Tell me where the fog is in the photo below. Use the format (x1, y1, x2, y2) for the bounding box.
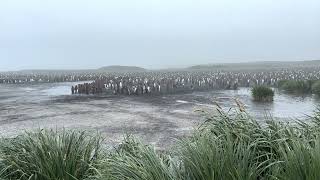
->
(0, 0, 319, 71)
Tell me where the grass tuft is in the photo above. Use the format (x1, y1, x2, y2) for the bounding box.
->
(0, 129, 102, 180)
(251, 86, 274, 102)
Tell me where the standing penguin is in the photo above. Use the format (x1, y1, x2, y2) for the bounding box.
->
(71, 86, 75, 94)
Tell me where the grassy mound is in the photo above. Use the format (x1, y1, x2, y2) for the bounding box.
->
(251, 86, 274, 101)
(312, 81, 320, 95)
(94, 107, 320, 180)
(278, 80, 312, 93)
(278, 80, 320, 95)
(2, 107, 320, 179)
(0, 129, 102, 180)
(98, 135, 176, 180)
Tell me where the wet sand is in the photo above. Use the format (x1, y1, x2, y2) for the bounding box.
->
(0, 82, 319, 149)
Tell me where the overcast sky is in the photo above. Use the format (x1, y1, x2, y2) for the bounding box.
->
(0, 0, 319, 71)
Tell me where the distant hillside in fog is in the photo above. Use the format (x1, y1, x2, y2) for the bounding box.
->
(2, 60, 320, 74)
(17, 69, 95, 74)
(5, 66, 146, 74)
(187, 60, 320, 71)
(97, 66, 147, 72)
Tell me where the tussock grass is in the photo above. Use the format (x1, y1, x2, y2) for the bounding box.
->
(311, 81, 320, 95)
(98, 135, 177, 180)
(277, 80, 320, 94)
(2, 105, 320, 179)
(251, 86, 274, 101)
(93, 105, 320, 180)
(0, 129, 102, 180)
(278, 79, 320, 96)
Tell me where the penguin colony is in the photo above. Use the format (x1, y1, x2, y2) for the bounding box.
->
(2, 68, 319, 96)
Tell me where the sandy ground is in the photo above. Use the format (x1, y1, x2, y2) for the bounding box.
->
(0, 82, 318, 149)
(0, 93, 204, 149)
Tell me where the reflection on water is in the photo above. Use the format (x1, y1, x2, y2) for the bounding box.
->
(42, 86, 73, 96)
(21, 87, 36, 92)
(0, 81, 92, 103)
(176, 88, 319, 119)
(207, 88, 318, 118)
(0, 82, 319, 119)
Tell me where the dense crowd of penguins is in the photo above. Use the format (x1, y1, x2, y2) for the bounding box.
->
(0, 73, 96, 84)
(2, 68, 320, 96)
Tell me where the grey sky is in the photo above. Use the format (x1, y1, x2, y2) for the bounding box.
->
(0, 0, 319, 71)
